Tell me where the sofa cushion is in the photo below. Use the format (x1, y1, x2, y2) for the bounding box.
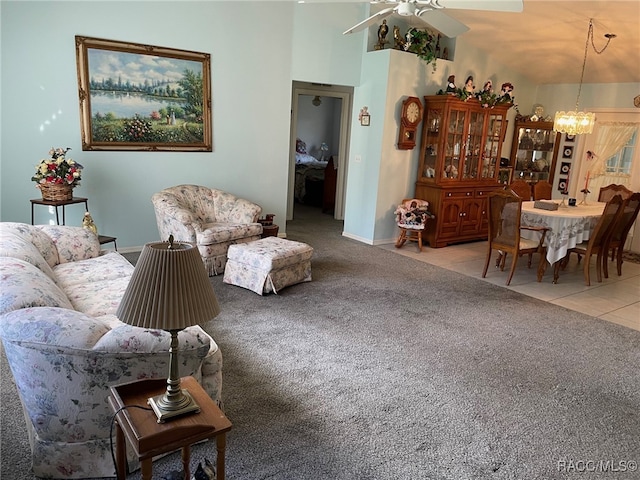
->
(53, 252, 134, 291)
(0, 257, 73, 315)
(64, 276, 131, 318)
(197, 222, 263, 245)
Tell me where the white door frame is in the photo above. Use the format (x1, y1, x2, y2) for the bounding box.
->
(288, 81, 353, 221)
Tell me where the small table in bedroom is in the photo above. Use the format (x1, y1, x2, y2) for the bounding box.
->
(519, 201, 605, 281)
(108, 376, 232, 480)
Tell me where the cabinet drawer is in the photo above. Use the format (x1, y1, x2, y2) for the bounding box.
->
(475, 189, 494, 198)
(443, 190, 474, 199)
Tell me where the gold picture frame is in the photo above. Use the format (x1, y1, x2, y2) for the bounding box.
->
(75, 36, 212, 151)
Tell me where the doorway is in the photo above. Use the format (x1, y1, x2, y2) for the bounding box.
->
(288, 81, 353, 221)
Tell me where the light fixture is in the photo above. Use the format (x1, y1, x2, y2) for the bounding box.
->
(116, 236, 220, 422)
(553, 19, 615, 135)
(312, 95, 322, 106)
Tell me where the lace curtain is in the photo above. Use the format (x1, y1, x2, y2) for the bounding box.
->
(586, 122, 637, 201)
(589, 122, 637, 177)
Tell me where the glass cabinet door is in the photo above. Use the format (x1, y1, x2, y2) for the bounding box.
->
(420, 107, 442, 180)
(482, 114, 503, 180)
(463, 110, 485, 180)
(512, 122, 559, 185)
(443, 108, 466, 179)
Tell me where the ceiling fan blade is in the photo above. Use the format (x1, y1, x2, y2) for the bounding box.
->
(420, 0, 523, 13)
(416, 9, 469, 37)
(343, 6, 396, 34)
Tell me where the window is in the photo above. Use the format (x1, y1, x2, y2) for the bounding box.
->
(606, 130, 636, 175)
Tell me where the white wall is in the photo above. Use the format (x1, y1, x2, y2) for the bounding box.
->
(0, 1, 365, 249)
(1, 1, 636, 250)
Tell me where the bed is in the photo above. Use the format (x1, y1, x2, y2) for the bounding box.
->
(295, 152, 329, 204)
(294, 138, 336, 207)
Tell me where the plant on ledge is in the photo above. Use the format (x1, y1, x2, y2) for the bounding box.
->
(405, 28, 438, 71)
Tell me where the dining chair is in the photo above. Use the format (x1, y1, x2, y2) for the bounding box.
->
(482, 189, 548, 285)
(554, 194, 624, 285)
(598, 183, 633, 202)
(603, 192, 640, 278)
(508, 180, 532, 200)
(533, 180, 552, 200)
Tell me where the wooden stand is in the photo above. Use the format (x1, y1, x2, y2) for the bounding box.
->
(31, 196, 117, 250)
(108, 376, 232, 480)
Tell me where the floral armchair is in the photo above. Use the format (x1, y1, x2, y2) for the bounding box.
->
(151, 184, 263, 275)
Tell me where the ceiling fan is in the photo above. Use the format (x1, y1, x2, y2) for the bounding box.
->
(343, 0, 523, 38)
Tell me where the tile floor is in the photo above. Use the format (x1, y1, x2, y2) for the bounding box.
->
(379, 239, 640, 332)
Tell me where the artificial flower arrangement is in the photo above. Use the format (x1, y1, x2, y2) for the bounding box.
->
(31, 147, 83, 187)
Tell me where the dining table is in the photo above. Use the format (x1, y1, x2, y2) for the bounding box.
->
(519, 200, 606, 281)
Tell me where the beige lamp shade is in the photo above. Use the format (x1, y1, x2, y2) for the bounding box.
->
(117, 241, 220, 330)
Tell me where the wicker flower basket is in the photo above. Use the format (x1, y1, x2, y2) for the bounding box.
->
(40, 183, 74, 201)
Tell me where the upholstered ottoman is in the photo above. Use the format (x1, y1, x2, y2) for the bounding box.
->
(223, 237, 313, 294)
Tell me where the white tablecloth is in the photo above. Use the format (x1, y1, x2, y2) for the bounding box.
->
(520, 201, 605, 265)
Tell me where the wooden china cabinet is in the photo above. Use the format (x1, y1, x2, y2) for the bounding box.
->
(509, 119, 561, 197)
(415, 95, 511, 248)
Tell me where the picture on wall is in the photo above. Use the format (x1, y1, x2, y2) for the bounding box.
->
(75, 36, 212, 151)
(558, 177, 568, 193)
(562, 146, 574, 158)
(560, 162, 571, 174)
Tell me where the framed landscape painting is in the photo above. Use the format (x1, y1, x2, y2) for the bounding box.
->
(75, 36, 212, 151)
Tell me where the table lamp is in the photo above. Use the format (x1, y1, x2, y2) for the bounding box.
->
(116, 236, 220, 422)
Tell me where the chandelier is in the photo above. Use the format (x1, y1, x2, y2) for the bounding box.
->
(553, 19, 615, 136)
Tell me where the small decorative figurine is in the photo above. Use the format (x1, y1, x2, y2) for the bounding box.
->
(481, 80, 493, 95)
(82, 212, 98, 235)
(464, 76, 475, 94)
(446, 75, 456, 94)
(500, 82, 514, 101)
(376, 19, 389, 50)
(393, 25, 406, 50)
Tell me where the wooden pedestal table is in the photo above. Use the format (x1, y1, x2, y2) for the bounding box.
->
(108, 376, 232, 480)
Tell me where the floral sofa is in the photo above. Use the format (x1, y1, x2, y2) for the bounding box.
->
(0, 222, 222, 479)
(152, 184, 263, 276)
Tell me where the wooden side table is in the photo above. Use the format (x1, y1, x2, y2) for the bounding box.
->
(108, 376, 232, 480)
(98, 235, 118, 250)
(31, 197, 88, 225)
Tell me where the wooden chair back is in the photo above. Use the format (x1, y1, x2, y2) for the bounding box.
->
(487, 189, 522, 249)
(598, 183, 633, 202)
(533, 181, 552, 200)
(603, 192, 640, 277)
(588, 194, 625, 250)
(509, 180, 532, 200)
(483, 189, 547, 285)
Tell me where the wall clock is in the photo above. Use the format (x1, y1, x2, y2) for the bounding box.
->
(634, 95, 640, 108)
(397, 96, 423, 150)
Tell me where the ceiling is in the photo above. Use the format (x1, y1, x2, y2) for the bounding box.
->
(431, 0, 640, 85)
(357, 1, 640, 85)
